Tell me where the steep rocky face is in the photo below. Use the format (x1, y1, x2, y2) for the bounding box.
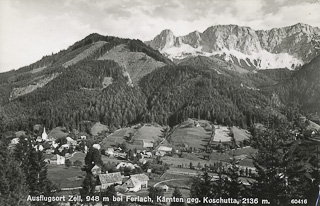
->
(146, 29, 178, 50)
(146, 23, 320, 70)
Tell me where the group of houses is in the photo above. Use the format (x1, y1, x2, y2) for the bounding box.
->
(95, 172, 150, 192)
(11, 126, 83, 165)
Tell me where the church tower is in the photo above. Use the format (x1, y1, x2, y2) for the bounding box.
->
(42, 127, 48, 141)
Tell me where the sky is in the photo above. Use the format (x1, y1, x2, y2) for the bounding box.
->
(1, 0, 320, 73)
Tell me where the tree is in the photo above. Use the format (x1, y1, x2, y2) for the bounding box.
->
(13, 136, 57, 202)
(80, 174, 96, 203)
(0, 138, 29, 206)
(160, 127, 170, 139)
(65, 159, 72, 168)
(73, 160, 83, 167)
(101, 185, 116, 206)
(125, 132, 134, 142)
(170, 187, 184, 206)
(251, 123, 319, 205)
(84, 147, 103, 173)
(224, 154, 242, 198)
(148, 187, 164, 205)
(190, 171, 215, 205)
(211, 165, 227, 198)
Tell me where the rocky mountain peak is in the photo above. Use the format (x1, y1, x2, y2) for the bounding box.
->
(145, 23, 320, 70)
(146, 29, 177, 50)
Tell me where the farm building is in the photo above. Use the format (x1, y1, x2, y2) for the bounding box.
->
(98, 172, 122, 189)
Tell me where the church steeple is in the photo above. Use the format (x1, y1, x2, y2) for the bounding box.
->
(42, 127, 48, 141)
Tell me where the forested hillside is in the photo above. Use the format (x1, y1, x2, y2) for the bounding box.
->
(0, 33, 319, 133)
(274, 55, 320, 115)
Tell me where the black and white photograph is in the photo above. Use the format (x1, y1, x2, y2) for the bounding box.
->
(0, 0, 320, 205)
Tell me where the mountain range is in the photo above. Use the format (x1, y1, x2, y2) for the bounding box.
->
(0, 23, 319, 133)
(146, 23, 320, 70)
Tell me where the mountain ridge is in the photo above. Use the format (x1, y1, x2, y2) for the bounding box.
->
(145, 23, 320, 70)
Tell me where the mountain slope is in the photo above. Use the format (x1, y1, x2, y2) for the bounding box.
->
(275, 55, 320, 114)
(0, 30, 318, 133)
(146, 23, 320, 70)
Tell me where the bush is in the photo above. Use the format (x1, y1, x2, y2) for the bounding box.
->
(74, 160, 83, 167)
(65, 159, 72, 168)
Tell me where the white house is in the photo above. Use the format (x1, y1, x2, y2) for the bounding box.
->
(56, 154, 65, 165)
(11, 137, 19, 145)
(91, 165, 102, 177)
(116, 162, 137, 170)
(123, 174, 149, 192)
(105, 148, 115, 156)
(143, 140, 154, 148)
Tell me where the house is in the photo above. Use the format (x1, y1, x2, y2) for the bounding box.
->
(91, 165, 102, 177)
(143, 151, 152, 158)
(36, 136, 43, 142)
(46, 149, 55, 154)
(123, 174, 149, 192)
(139, 158, 147, 165)
(157, 146, 172, 152)
(116, 162, 137, 170)
(105, 148, 115, 156)
(156, 146, 173, 156)
(34, 144, 44, 151)
(158, 185, 169, 192)
(98, 172, 123, 189)
(56, 154, 65, 165)
(11, 137, 20, 145)
(155, 151, 166, 157)
(130, 174, 149, 188)
(66, 137, 77, 146)
(143, 140, 154, 148)
(114, 152, 126, 159)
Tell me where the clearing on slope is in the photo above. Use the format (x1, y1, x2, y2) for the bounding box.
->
(100, 124, 163, 150)
(98, 44, 166, 84)
(63, 41, 108, 68)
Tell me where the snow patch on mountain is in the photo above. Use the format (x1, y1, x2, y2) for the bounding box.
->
(162, 45, 303, 69)
(212, 49, 303, 69)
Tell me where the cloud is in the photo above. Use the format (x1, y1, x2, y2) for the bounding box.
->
(1, 0, 320, 73)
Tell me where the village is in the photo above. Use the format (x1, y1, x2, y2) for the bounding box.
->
(8, 117, 320, 205)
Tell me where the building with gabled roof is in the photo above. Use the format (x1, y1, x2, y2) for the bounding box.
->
(91, 165, 101, 177)
(142, 140, 154, 148)
(122, 173, 149, 192)
(157, 146, 172, 152)
(98, 172, 122, 189)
